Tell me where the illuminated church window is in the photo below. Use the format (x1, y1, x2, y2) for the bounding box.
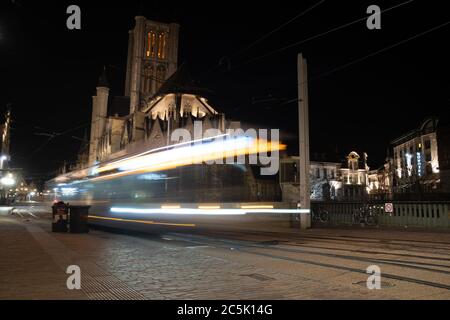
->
(157, 33, 167, 59)
(146, 31, 157, 57)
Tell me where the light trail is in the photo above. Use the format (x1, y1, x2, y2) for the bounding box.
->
(90, 136, 285, 182)
(110, 207, 310, 215)
(88, 215, 196, 227)
(96, 133, 231, 173)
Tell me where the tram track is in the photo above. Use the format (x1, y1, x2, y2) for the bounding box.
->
(196, 229, 450, 263)
(167, 231, 450, 291)
(176, 232, 450, 274)
(282, 242, 450, 262)
(195, 228, 450, 254)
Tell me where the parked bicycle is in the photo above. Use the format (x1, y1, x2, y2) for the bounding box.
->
(312, 205, 329, 223)
(352, 203, 379, 226)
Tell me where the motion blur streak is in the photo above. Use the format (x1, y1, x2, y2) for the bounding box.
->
(110, 207, 310, 215)
(99, 133, 230, 170)
(91, 136, 285, 182)
(88, 215, 196, 227)
(241, 205, 274, 209)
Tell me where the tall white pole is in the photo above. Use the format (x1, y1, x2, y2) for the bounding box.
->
(298, 53, 311, 229)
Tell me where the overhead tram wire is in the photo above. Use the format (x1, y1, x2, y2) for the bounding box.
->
(198, 0, 326, 79)
(227, 0, 415, 72)
(232, 0, 326, 58)
(25, 64, 166, 159)
(276, 19, 450, 108)
(308, 20, 450, 83)
(199, 0, 416, 112)
(203, 0, 416, 110)
(27, 120, 96, 158)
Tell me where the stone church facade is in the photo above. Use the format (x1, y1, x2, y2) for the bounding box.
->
(81, 16, 282, 203)
(87, 17, 227, 166)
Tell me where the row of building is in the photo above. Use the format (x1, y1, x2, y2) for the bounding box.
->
(280, 117, 450, 202)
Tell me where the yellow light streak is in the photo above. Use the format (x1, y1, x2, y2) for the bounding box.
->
(161, 205, 181, 209)
(198, 205, 221, 209)
(88, 215, 195, 227)
(90, 138, 286, 182)
(240, 205, 274, 209)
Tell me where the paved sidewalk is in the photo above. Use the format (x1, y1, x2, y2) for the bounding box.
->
(0, 210, 146, 300)
(0, 216, 85, 299)
(2, 206, 450, 300)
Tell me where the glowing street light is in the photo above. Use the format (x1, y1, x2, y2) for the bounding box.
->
(0, 174, 16, 186)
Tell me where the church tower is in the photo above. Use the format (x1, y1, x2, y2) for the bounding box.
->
(125, 16, 179, 114)
(88, 68, 109, 165)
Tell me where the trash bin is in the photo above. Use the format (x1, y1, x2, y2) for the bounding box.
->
(52, 201, 68, 232)
(69, 205, 90, 233)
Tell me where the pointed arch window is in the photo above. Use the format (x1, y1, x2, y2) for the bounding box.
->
(141, 65, 153, 94)
(156, 65, 166, 90)
(157, 33, 167, 59)
(146, 31, 157, 57)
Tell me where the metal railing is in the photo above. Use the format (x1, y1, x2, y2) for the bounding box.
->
(311, 201, 450, 228)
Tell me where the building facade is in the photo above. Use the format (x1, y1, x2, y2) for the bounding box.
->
(437, 123, 450, 193)
(280, 151, 375, 202)
(391, 117, 441, 193)
(280, 156, 341, 202)
(124, 17, 179, 113)
(89, 17, 179, 165)
(367, 159, 394, 199)
(338, 151, 370, 200)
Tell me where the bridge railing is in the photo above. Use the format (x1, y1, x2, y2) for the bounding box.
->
(311, 201, 450, 228)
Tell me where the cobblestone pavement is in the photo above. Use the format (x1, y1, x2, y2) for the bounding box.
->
(1, 205, 450, 300)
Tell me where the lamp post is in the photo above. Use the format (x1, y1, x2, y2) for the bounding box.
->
(297, 53, 311, 229)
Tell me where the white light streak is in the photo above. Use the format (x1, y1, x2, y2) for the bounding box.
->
(111, 207, 310, 215)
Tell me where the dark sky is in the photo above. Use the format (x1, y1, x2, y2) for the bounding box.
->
(0, 0, 449, 181)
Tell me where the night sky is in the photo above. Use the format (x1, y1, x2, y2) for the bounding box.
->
(0, 0, 449, 182)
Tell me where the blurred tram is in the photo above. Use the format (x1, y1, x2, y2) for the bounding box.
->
(46, 134, 306, 232)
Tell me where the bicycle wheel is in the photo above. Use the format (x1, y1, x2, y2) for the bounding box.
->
(320, 210, 329, 223)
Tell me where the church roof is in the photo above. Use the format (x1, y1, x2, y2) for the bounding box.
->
(154, 64, 211, 97)
(141, 64, 220, 119)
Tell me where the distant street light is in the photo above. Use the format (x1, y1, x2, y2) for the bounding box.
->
(1, 174, 16, 186)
